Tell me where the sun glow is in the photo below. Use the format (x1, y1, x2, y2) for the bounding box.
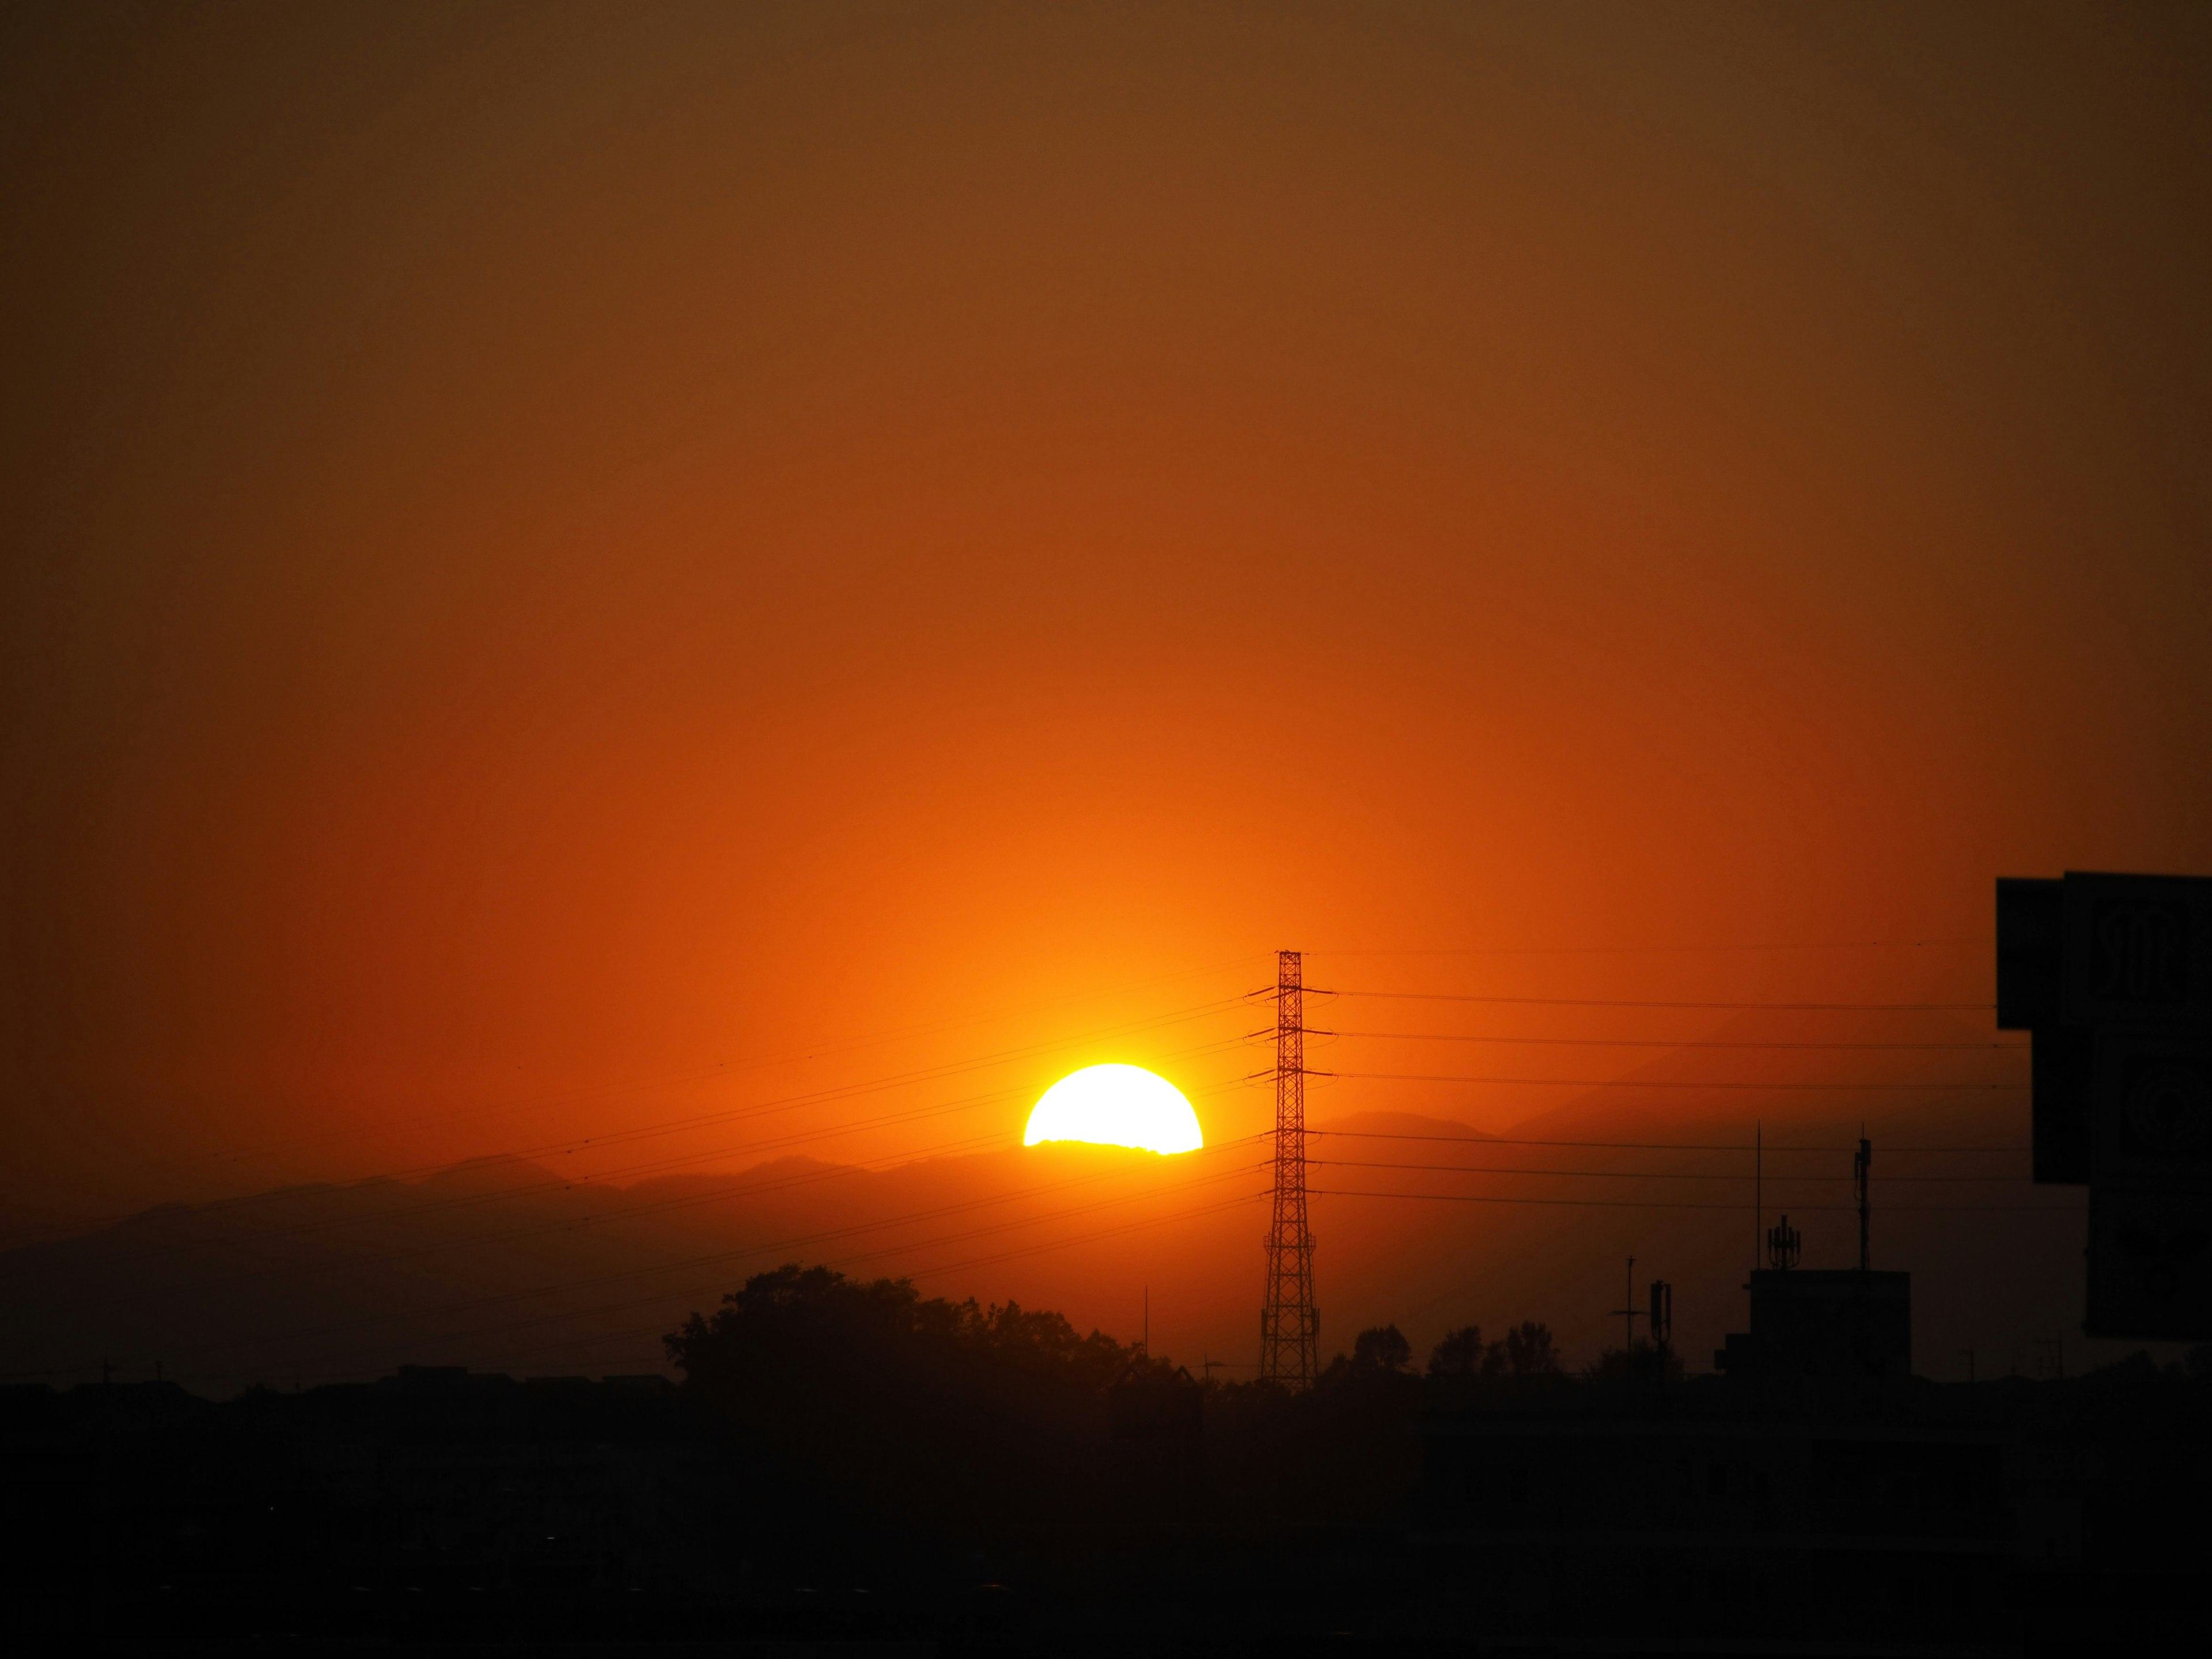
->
(1023, 1064, 1203, 1154)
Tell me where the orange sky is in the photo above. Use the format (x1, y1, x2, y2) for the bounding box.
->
(5, 2, 2211, 1228)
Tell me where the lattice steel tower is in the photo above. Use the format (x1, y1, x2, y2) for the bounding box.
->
(1258, 948, 1320, 1389)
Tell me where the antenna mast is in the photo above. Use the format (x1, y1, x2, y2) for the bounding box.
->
(1258, 949, 1320, 1390)
(1753, 1120, 1762, 1274)
(1855, 1135, 1872, 1271)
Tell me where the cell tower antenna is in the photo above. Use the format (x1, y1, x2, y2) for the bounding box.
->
(1257, 949, 1320, 1390)
(1767, 1213, 1801, 1271)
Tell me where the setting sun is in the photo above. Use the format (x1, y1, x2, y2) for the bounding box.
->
(1022, 1064, 1203, 1154)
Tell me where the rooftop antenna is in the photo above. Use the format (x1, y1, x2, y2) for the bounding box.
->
(1767, 1213, 1801, 1271)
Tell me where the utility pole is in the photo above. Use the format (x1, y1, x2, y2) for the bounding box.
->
(1608, 1256, 1643, 1352)
(1258, 949, 1320, 1390)
(1855, 1135, 1872, 1271)
(1753, 1121, 1762, 1275)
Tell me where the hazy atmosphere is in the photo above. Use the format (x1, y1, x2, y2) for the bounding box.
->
(8, 6, 2211, 1649)
(5, 2, 2212, 1612)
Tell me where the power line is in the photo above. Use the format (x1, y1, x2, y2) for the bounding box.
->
(122, 1145, 1277, 1377)
(263, 1086, 1267, 1297)
(255, 1157, 1276, 1384)
(1309, 1130, 2028, 1153)
(85, 1009, 1259, 1266)
(1333, 1070, 2026, 1091)
(425, 997, 1251, 1169)
(1310, 1188, 2080, 1214)
(388, 1188, 1279, 1382)
(904, 1189, 1270, 1282)
(1313, 939, 1980, 956)
(1312, 1159, 2032, 1183)
(89, 1048, 1264, 1287)
(78, 1086, 1028, 1274)
(87, 1097, 2025, 1294)
(175, 991, 1254, 1200)
(1335, 991, 1993, 1011)
(195, 956, 1274, 1171)
(1328, 1031, 2025, 1051)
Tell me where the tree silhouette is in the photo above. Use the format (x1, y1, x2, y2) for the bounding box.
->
(1585, 1339, 1683, 1388)
(1504, 1320, 1560, 1377)
(665, 1263, 1143, 1542)
(1427, 1324, 1486, 1378)
(1352, 1324, 1412, 1373)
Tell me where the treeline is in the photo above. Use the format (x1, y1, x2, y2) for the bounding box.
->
(662, 1263, 1641, 1548)
(668, 1263, 1589, 1407)
(1317, 1315, 1569, 1384)
(666, 1264, 1169, 1540)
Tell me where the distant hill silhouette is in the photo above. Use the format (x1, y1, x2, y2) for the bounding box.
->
(0, 1058, 2130, 1393)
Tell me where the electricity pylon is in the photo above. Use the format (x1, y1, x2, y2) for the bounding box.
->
(1258, 948, 1320, 1389)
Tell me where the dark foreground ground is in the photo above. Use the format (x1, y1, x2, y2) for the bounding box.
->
(3, 1274, 2206, 1654)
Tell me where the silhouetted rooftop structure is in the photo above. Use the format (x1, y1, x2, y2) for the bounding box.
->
(1715, 1268, 1911, 1382)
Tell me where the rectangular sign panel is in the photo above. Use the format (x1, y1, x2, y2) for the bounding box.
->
(2084, 1028, 2212, 1337)
(2061, 872, 2212, 1029)
(2000, 869, 2212, 1336)
(2090, 1028, 2212, 1182)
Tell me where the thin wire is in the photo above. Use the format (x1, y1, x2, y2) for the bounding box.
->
(1309, 1130, 2028, 1153)
(130, 1146, 1277, 1373)
(74, 1085, 1031, 1274)
(320, 1094, 1265, 1293)
(174, 991, 1253, 1204)
(197, 955, 1272, 1170)
(1331, 1031, 2024, 1052)
(99, 1044, 1263, 1286)
(1313, 1158, 2031, 1183)
(1336, 991, 1993, 1011)
(259, 1158, 1275, 1382)
(893, 1190, 1270, 1283)
(89, 1012, 1257, 1266)
(1311, 1188, 2077, 1214)
(1334, 1070, 2025, 1091)
(1314, 938, 1980, 956)
(398, 1188, 1279, 1380)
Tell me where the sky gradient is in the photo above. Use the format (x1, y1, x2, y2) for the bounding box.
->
(6, 2, 2211, 1230)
